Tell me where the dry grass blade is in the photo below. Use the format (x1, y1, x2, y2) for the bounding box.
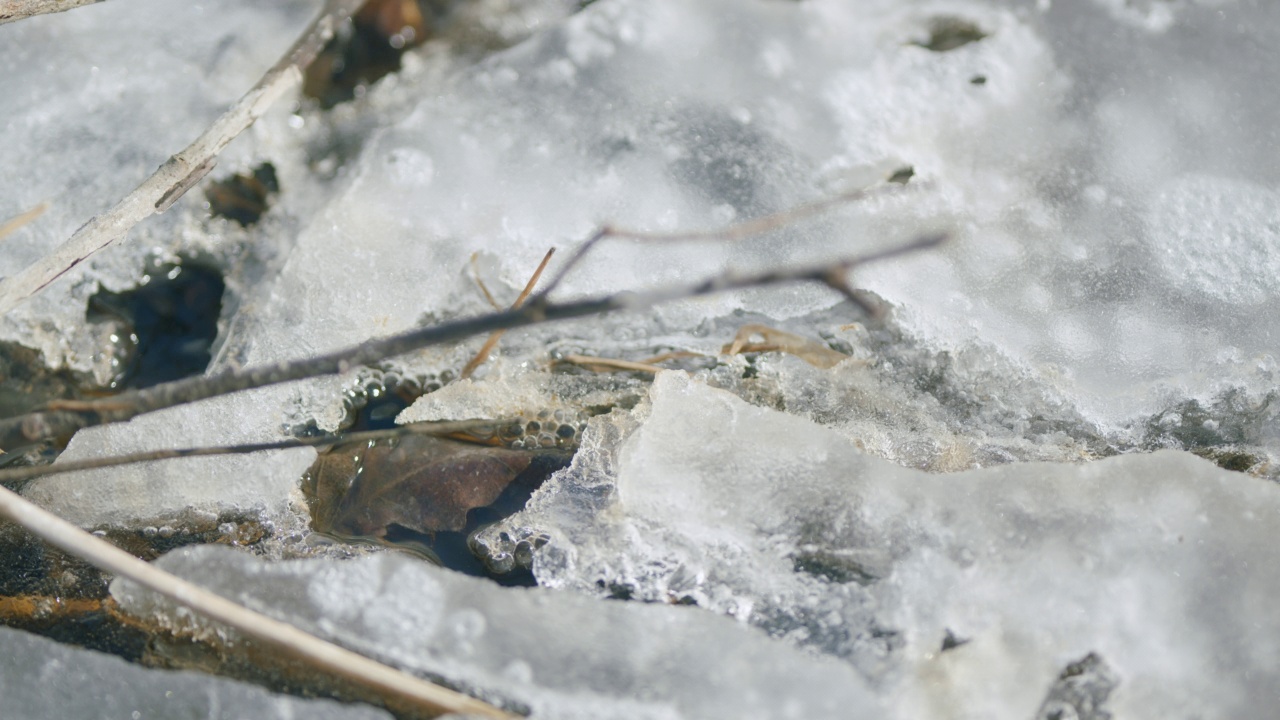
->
(0, 201, 49, 240)
(0, 0, 102, 24)
(557, 351, 706, 374)
(559, 354, 668, 374)
(0, 483, 516, 718)
(470, 252, 503, 311)
(0, 0, 365, 315)
(459, 248, 555, 379)
(722, 324, 852, 369)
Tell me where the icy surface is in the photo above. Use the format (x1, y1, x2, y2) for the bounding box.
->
(6, 1, 1280, 716)
(0, 625, 392, 720)
(0, 0, 321, 374)
(112, 544, 881, 720)
(482, 372, 1280, 718)
(11, 0, 1280, 532)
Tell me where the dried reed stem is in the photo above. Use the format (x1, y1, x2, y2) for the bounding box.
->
(0, 483, 515, 718)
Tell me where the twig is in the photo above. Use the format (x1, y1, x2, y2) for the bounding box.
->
(0, 0, 101, 24)
(459, 248, 555, 380)
(558, 354, 667, 374)
(0, 233, 945, 448)
(0, 419, 503, 486)
(536, 182, 907, 307)
(557, 351, 704, 374)
(0, 483, 515, 718)
(0, 202, 49, 241)
(0, 0, 365, 315)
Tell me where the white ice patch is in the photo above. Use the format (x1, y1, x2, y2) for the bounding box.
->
(488, 372, 1280, 717)
(113, 544, 883, 720)
(1148, 174, 1280, 306)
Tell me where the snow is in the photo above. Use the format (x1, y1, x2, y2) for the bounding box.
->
(112, 543, 883, 720)
(115, 375, 1280, 718)
(4, 0, 1280, 717)
(479, 372, 1280, 718)
(0, 625, 393, 720)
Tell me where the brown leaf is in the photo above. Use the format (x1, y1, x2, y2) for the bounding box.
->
(321, 435, 534, 536)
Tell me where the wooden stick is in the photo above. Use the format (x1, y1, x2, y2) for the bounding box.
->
(0, 483, 515, 718)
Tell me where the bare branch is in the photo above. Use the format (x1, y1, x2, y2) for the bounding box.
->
(0, 483, 515, 718)
(537, 182, 907, 299)
(0, 0, 365, 315)
(0, 233, 945, 448)
(0, 419, 503, 486)
(0, 0, 102, 24)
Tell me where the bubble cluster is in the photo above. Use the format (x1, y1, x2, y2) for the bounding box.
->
(458, 408, 589, 451)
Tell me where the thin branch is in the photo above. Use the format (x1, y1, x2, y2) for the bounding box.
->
(459, 248, 555, 380)
(558, 354, 666, 374)
(0, 419, 502, 486)
(0, 233, 945, 448)
(0, 202, 49, 241)
(0, 483, 515, 718)
(0, 0, 365, 315)
(537, 183, 907, 301)
(0, 0, 102, 24)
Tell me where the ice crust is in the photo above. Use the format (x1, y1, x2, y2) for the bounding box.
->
(0, 625, 392, 720)
(482, 372, 1280, 718)
(12, 0, 1280, 532)
(6, 1, 1280, 716)
(112, 543, 882, 720)
(0, 0, 321, 374)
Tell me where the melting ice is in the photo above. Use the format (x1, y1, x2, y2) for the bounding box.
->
(2, 0, 1280, 717)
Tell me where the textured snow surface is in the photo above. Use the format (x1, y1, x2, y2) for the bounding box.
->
(11, 0, 1280, 531)
(113, 543, 882, 720)
(0, 625, 393, 720)
(0, 0, 320, 374)
(4, 0, 1280, 717)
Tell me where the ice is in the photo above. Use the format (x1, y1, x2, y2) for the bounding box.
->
(0, 625, 392, 720)
(478, 372, 1280, 717)
(0, 0, 321, 376)
(5, 1, 1280, 715)
(12, 0, 584, 533)
(11, 0, 1280, 535)
(112, 543, 882, 719)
